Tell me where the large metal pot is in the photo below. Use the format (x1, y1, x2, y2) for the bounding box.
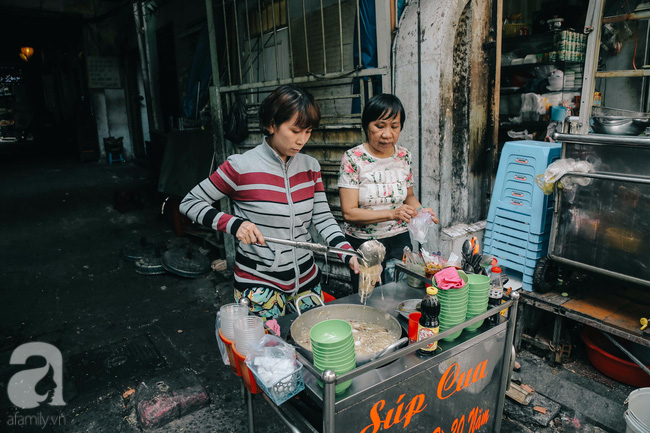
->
(289, 300, 407, 366)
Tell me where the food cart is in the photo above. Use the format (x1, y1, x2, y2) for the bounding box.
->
(243, 264, 519, 433)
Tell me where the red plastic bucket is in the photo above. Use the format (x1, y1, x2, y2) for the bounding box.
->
(581, 327, 650, 387)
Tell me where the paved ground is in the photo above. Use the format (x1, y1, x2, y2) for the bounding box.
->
(0, 147, 638, 432)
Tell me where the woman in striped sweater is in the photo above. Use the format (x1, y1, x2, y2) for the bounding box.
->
(180, 85, 359, 319)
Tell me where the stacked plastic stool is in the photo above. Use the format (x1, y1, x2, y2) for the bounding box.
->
(483, 140, 562, 291)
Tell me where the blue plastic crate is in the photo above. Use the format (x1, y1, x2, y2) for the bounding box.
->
(484, 231, 549, 249)
(488, 210, 553, 235)
(484, 243, 541, 273)
(488, 140, 561, 237)
(485, 221, 551, 243)
(485, 239, 546, 262)
(485, 238, 547, 260)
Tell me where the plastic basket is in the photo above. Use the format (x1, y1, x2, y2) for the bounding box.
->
(250, 361, 305, 406)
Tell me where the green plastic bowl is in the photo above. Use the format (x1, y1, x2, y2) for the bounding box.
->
(432, 269, 469, 290)
(310, 319, 353, 346)
(311, 337, 354, 352)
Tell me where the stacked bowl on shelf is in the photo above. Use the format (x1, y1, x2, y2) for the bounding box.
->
(309, 319, 356, 394)
(483, 141, 562, 291)
(433, 270, 469, 342)
(465, 274, 491, 331)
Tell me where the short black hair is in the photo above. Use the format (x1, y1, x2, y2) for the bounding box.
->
(361, 94, 406, 137)
(259, 84, 320, 135)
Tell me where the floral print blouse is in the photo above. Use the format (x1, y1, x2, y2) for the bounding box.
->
(338, 144, 414, 239)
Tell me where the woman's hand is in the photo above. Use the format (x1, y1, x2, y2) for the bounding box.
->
(349, 256, 360, 274)
(392, 204, 418, 223)
(420, 207, 440, 224)
(236, 221, 265, 245)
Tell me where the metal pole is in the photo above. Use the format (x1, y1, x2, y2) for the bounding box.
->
(133, 2, 158, 132)
(494, 292, 519, 433)
(302, 0, 311, 73)
(246, 388, 255, 433)
(286, 0, 295, 78)
(271, 0, 280, 81)
(233, 0, 243, 84)
(338, 0, 344, 72)
(601, 331, 650, 377)
(257, 0, 267, 82)
(244, 0, 254, 83)
(322, 370, 336, 433)
(417, 0, 422, 202)
(206, 0, 235, 266)
(222, 0, 233, 85)
(320, 0, 327, 73)
(355, 0, 365, 114)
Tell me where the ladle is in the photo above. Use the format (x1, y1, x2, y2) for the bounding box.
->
(263, 237, 385, 267)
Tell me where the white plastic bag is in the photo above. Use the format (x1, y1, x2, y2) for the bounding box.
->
(408, 210, 434, 244)
(245, 335, 297, 387)
(535, 158, 594, 198)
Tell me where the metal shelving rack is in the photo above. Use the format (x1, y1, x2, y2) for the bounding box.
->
(577, 0, 650, 133)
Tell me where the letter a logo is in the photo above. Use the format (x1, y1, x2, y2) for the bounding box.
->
(7, 342, 66, 409)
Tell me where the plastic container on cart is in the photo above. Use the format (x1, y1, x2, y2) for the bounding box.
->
(249, 361, 305, 405)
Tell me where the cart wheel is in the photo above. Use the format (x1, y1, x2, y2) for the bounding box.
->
(533, 257, 559, 293)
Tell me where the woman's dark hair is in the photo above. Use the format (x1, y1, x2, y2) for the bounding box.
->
(361, 94, 406, 136)
(259, 84, 320, 135)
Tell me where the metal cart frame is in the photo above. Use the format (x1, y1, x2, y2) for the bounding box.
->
(245, 263, 520, 433)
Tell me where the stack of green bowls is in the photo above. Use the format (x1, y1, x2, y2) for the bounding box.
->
(433, 270, 469, 342)
(309, 319, 356, 394)
(465, 274, 491, 332)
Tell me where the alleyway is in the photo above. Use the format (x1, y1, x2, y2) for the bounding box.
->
(0, 146, 636, 432)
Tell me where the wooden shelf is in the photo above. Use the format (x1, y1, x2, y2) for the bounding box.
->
(518, 285, 650, 347)
(595, 69, 650, 78)
(602, 10, 650, 24)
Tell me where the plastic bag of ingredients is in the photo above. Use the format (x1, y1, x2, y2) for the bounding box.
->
(408, 210, 434, 244)
(245, 335, 297, 387)
(535, 158, 594, 195)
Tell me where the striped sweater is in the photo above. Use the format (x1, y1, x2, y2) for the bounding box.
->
(179, 139, 354, 294)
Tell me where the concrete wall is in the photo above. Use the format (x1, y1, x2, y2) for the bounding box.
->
(394, 0, 493, 257)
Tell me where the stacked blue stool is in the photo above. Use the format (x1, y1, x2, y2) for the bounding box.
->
(483, 140, 562, 291)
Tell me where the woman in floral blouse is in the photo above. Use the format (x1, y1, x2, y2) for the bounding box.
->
(338, 94, 438, 292)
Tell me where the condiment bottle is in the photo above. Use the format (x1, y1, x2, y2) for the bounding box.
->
(488, 266, 503, 327)
(417, 286, 440, 355)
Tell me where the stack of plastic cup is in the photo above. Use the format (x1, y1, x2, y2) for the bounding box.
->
(220, 303, 249, 341)
(465, 274, 491, 332)
(233, 316, 265, 356)
(309, 319, 356, 394)
(434, 270, 469, 342)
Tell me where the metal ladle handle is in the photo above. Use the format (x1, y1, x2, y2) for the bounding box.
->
(264, 237, 361, 258)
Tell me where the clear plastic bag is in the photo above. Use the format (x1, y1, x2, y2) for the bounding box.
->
(245, 335, 297, 387)
(215, 312, 230, 366)
(535, 158, 594, 195)
(408, 210, 434, 244)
